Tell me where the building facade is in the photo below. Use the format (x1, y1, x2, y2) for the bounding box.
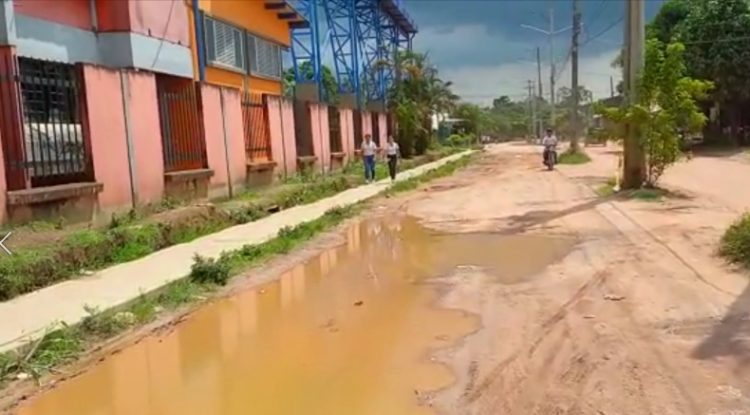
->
(188, 0, 304, 95)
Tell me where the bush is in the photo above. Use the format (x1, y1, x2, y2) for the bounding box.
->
(189, 254, 230, 286)
(447, 134, 470, 148)
(720, 213, 750, 268)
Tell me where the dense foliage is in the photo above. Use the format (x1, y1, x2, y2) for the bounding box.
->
(284, 62, 340, 104)
(596, 40, 712, 186)
(616, 0, 750, 144)
(388, 51, 458, 157)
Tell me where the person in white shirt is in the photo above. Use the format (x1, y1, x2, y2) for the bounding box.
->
(361, 134, 378, 183)
(541, 128, 558, 165)
(385, 135, 400, 181)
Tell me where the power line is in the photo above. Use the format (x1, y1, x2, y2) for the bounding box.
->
(585, 0, 609, 34)
(582, 15, 624, 48)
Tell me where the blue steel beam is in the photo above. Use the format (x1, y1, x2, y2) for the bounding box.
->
(355, 0, 383, 104)
(323, 0, 359, 97)
(380, 13, 398, 102)
(290, 0, 322, 99)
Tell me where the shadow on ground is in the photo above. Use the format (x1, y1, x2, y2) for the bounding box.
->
(693, 281, 750, 373)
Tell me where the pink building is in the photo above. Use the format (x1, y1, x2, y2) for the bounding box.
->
(0, 0, 374, 226)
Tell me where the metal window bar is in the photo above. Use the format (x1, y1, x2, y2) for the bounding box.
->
(328, 106, 342, 153)
(293, 99, 314, 157)
(156, 78, 207, 172)
(5, 57, 93, 189)
(353, 109, 363, 148)
(241, 92, 272, 161)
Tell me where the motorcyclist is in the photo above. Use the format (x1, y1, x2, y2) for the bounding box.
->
(541, 128, 558, 165)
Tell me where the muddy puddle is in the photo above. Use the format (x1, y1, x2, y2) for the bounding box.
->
(14, 216, 574, 415)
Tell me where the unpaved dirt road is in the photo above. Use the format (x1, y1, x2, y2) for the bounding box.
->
(403, 143, 750, 414)
(9, 143, 750, 415)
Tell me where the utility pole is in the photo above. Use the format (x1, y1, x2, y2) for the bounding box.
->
(623, 0, 646, 189)
(521, 9, 572, 132)
(570, 0, 581, 151)
(536, 47, 543, 138)
(610, 76, 615, 97)
(549, 7, 556, 130)
(527, 80, 536, 139)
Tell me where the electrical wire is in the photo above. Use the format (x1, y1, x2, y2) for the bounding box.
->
(585, 0, 609, 34)
(581, 15, 624, 48)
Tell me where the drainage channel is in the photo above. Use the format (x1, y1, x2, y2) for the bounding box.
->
(15, 216, 573, 415)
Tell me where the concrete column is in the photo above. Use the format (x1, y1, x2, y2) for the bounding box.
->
(82, 65, 133, 213)
(219, 87, 247, 192)
(200, 84, 231, 199)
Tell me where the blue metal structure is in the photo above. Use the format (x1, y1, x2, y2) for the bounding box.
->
(288, 0, 323, 100)
(323, 0, 359, 96)
(291, 0, 417, 107)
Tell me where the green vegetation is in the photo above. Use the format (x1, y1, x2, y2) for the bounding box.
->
(189, 255, 231, 286)
(629, 188, 667, 202)
(388, 51, 459, 158)
(0, 205, 358, 386)
(0, 149, 466, 302)
(720, 213, 750, 269)
(385, 154, 474, 196)
(557, 150, 592, 165)
(610, 0, 750, 146)
(0, 152, 475, 387)
(597, 39, 712, 187)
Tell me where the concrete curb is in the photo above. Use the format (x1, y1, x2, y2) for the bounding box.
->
(0, 150, 475, 353)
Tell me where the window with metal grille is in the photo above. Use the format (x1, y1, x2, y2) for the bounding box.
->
(247, 34, 283, 79)
(204, 16, 245, 71)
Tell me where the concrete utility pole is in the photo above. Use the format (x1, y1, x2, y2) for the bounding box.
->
(521, 9, 572, 131)
(570, 0, 581, 151)
(536, 47, 543, 138)
(610, 76, 615, 97)
(527, 80, 536, 139)
(623, 0, 646, 189)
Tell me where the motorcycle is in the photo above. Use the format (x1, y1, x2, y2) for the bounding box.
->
(543, 145, 557, 170)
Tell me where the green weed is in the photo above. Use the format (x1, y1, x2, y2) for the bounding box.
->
(629, 188, 665, 201)
(720, 213, 750, 269)
(189, 255, 231, 286)
(557, 150, 592, 165)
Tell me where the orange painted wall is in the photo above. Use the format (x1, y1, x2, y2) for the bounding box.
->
(198, 0, 290, 46)
(191, 0, 288, 94)
(14, 0, 92, 31)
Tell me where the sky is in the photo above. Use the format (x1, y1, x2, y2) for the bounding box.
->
(405, 0, 666, 105)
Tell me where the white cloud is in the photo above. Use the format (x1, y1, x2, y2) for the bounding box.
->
(442, 48, 621, 106)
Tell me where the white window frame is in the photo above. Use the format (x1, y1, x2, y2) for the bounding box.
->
(204, 16, 246, 72)
(247, 33, 284, 80)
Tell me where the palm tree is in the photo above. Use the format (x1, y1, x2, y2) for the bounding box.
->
(387, 51, 457, 155)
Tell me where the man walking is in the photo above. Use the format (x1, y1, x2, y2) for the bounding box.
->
(385, 135, 400, 181)
(361, 134, 378, 183)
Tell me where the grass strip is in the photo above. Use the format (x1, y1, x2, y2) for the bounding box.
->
(0, 151, 475, 388)
(0, 148, 467, 301)
(557, 150, 592, 165)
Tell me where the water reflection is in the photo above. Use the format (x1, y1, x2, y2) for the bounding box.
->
(16, 216, 573, 415)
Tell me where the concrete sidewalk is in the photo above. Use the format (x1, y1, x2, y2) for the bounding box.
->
(0, 151, 473, 353)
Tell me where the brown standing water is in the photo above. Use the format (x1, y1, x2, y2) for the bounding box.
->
(14, 216, 574, 415)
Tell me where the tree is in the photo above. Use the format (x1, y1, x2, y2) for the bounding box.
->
(596, 39, 713, 187)
(674, 0, 750, 142)
(453, 103, 483, 139)
(387, 51, 458, 156)
(557, 86, 592, 108)
(647, 0, 691, 43)
(284, 63, 340, 103)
